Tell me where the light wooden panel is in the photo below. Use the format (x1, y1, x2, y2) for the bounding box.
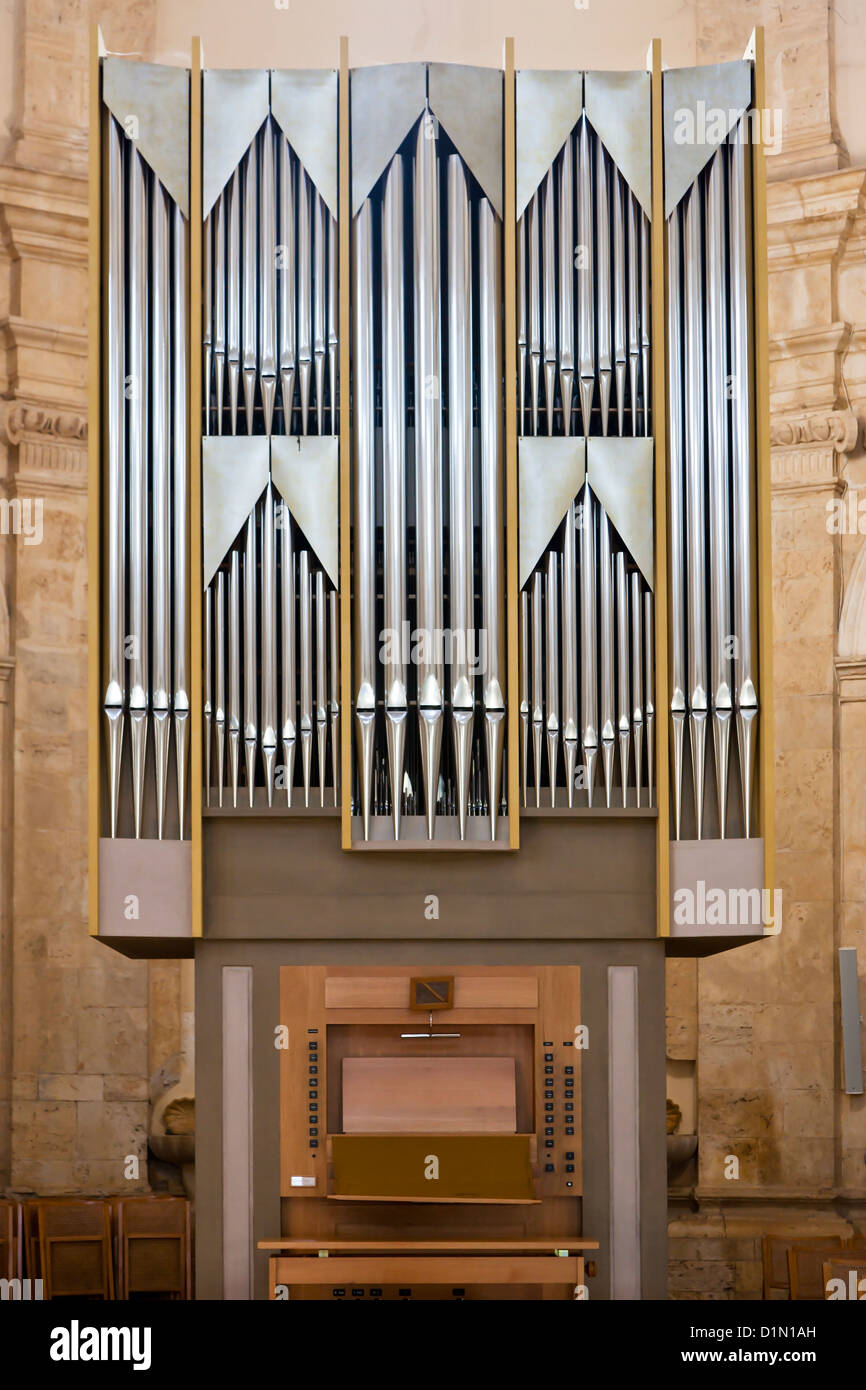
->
(535, 965, 582, 1199)
(324, 973, 538, 1011)
(342, 1057, 517, 1133)
(649, 38, 670, 937)
(504, 37, 520, 849)
(87, 25, 103, 934)
(270, 1254, 581, 1290)
(279, 965, 327, 1197)
(190, 39, 203, 935)
(749, 26, 775, 911)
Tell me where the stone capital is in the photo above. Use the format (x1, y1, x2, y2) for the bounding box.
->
(0, 399, 88, 497)
(769, 408, 860, 453)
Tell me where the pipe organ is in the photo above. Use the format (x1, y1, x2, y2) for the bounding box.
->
(89, 28, 774, 1299)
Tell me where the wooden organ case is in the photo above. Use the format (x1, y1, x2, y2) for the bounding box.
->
(262, 966, 597, 1299)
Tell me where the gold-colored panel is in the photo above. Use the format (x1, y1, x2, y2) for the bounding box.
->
(331, 1134, 535, 1201)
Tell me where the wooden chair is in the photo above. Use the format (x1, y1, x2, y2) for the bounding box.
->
(0, 1199, 22, 1280)
(823, 1256, 866, 1300)
(37, 1199, 114, 1299)
(788, 1242, 852, 1301)
(117, 1196, 191, 1299)
(762, 1234, 844, 1299)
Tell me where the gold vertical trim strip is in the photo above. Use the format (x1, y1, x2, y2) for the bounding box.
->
(750, 26, 775, 910)
(88, 25, 103, 935)
(503, 38, 520, 850)
(339, 36, 353, 850)
(650, 38, 670, 937)
(190, 39, 204, 935)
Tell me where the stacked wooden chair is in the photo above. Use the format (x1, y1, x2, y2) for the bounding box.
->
(1, 1194, 191, 1298)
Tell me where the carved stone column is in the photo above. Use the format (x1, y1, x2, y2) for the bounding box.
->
(694, 151, 864, 1194)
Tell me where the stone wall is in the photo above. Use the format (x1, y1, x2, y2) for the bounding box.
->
(0, 0, 191, 1196)
(667, 0, 866, 1300)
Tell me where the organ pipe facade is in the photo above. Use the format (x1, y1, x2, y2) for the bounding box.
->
(89, 36, 774, 936)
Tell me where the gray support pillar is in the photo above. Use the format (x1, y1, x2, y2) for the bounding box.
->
(608, 964, 641, 1299)
(222, 964, 254, 1299)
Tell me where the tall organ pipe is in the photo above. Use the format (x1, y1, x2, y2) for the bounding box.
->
(382, 155, 407, 839)
(413, 112, 445, 839)
(729, 131, 758, 836)
(596, 141, 612, 437)
(128, 149, 149, 839)
(241, 144, 257, 433)
(667, 207, 686, 839)
(278, 138, 296, 430)
(598, 508, 616, 808)
(542, 167, 556, 436)
(352, 198, 376, 838)
(576, 120, 594, 435)
(479, 199, 506, 839)
(280, 508, 296, 806)
(447, 155, 475, 839)
(261, 484, 277, 805)
(243, 510, 258, 806)
(562, 500, 579, 806)
(105, 118, 125, 838)
(226, 167, 240, 434)
(683, 183, 708, 839)
(259, 122, 277, 435)
(705, 150, 732, 837)
(172, 201, 189, 836)
(558, 137, 575, 435)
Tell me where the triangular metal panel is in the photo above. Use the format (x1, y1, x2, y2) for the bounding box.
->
(271, 436, 339, 589)
(428, 63, 503, 218)
(351, 63, 427, 215)
(663, 60, 752, 218)
(202, 68, 270, 217)
(587, 437, 654, 589)
(584, 70, 651, 218)
(270, 69, 338, 219)
(103, 58, 190, 219)
(516, 69, 583, 219)
(202, 437, 270, 587)
(518, 437, 586, 589)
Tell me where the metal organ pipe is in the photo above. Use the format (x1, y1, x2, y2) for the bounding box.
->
(381, 155, 408, 840)
(542, 166, 557, 436)
(172, 201, 189, 836)
(705, 149, 732, 837)
(683, 183, 708, 839)
(280, 508, 296, 807)
(259, 121, 277, 436)
(478, 198, 506, 840)
(576, 119, 594, 435)
(278, 136, 296, 430)
(447, 155, 475, 839)
(241, 144, 257, 433)
(558, 136, 575, 436)
(297, 168, 312, 434)
(105, 118, 125, 839)
(413, 112, 445, 840)
(128, 148, 149, 839)
(226, 166, 240, 434)
(596, 141, 612, 438)
(729, 131, 758, 836)
(352, 198, 376, 838)
(261, 484, 278, 806)
(667, 206, 686, 839)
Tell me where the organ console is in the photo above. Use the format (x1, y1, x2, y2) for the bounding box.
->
(262, 966, 596, 1299)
